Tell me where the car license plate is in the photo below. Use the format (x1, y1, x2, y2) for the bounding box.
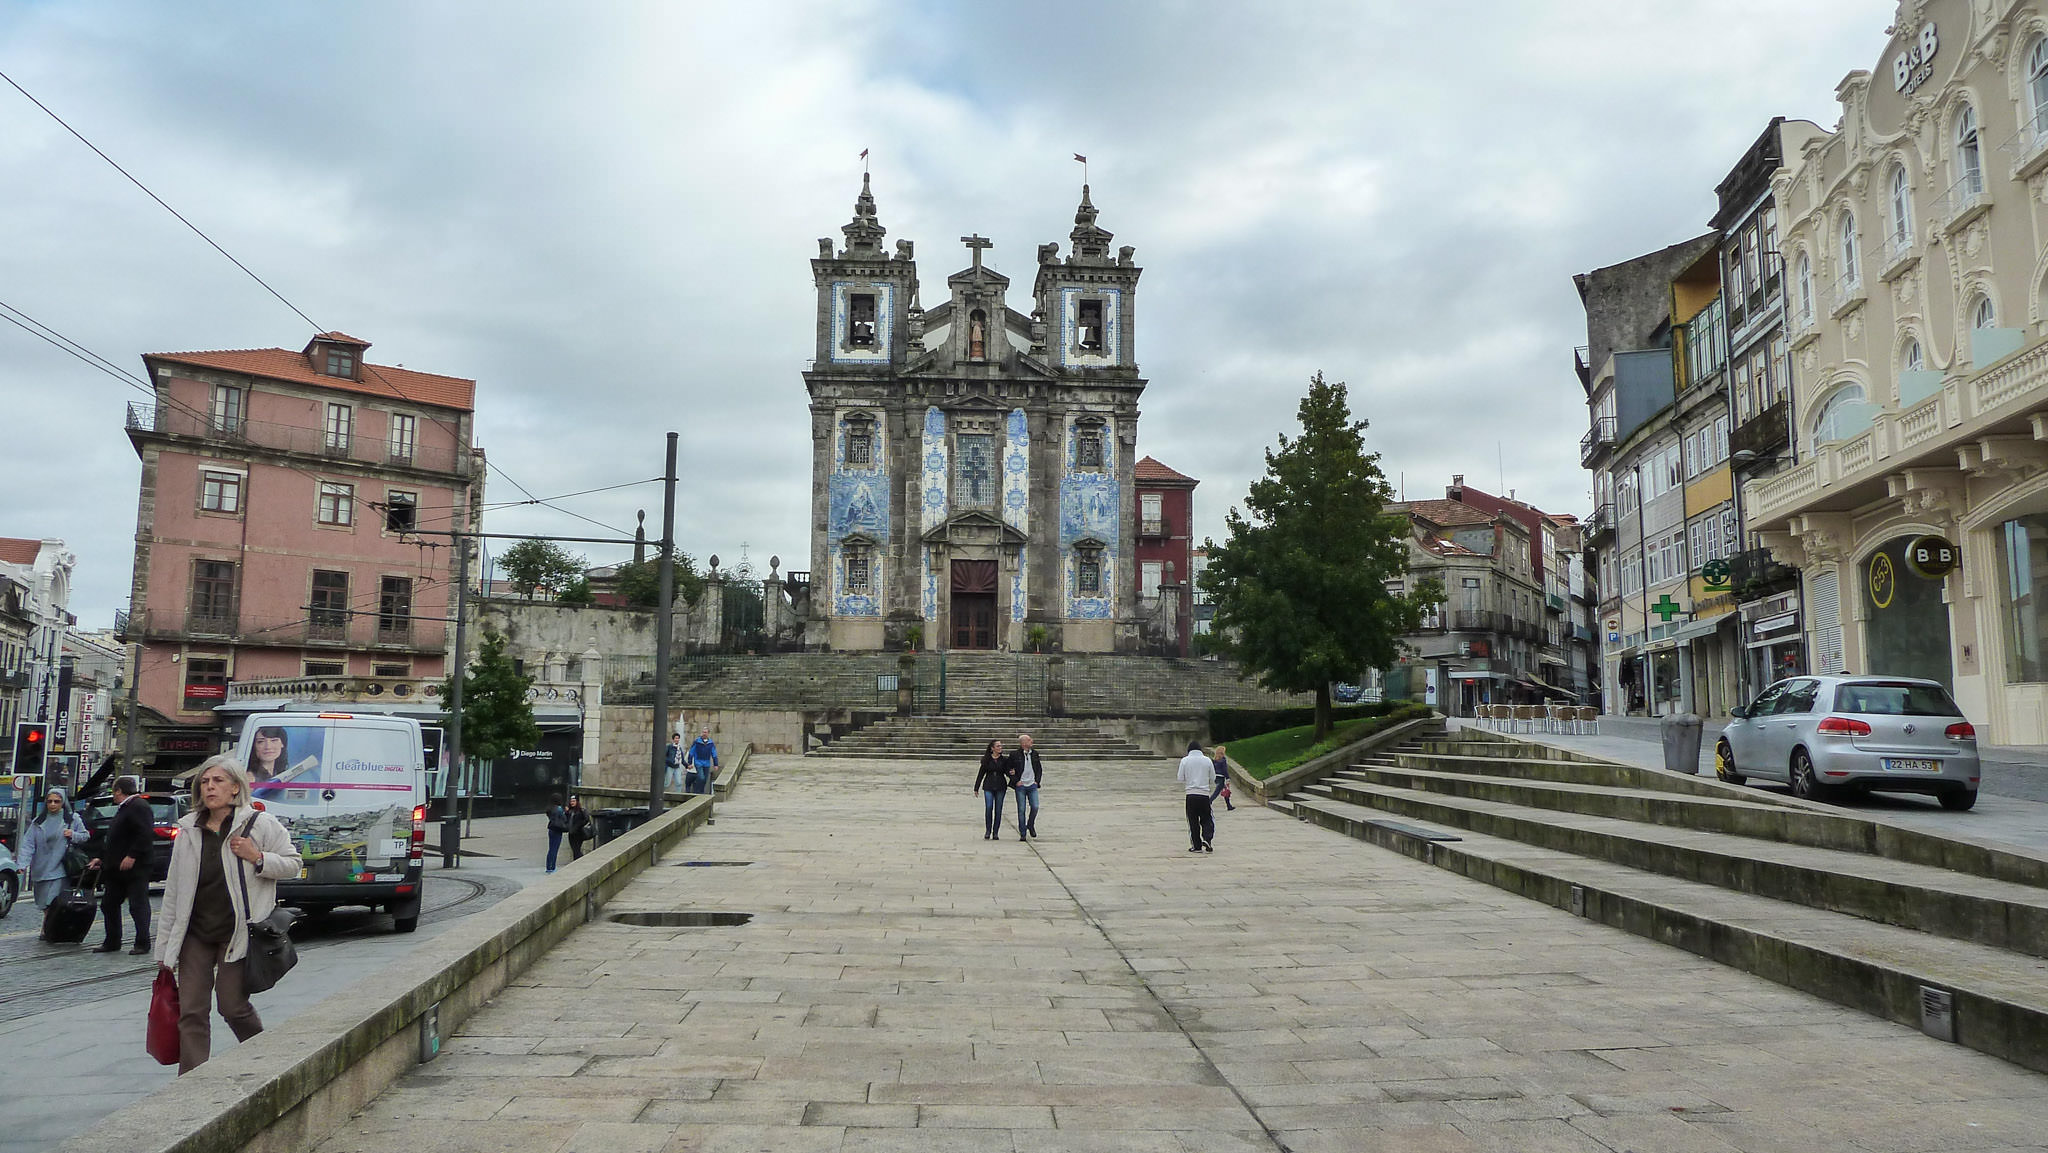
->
(1883, 758, 1938, 772)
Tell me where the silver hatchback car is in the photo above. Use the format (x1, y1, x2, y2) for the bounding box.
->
(1715, 675, 1982, 810)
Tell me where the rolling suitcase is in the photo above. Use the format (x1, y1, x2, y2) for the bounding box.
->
(41, 867, 99, 944)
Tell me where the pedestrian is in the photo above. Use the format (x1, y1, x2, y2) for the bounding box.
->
(664, 731, 685, 793)
(544, 793, 570, 873)
(1211, 745, 1235, 811)
(153, 755, 302, 1073)
(1177, 739, 1215, 853)
(1009, 733, 1045, 841)
(18, 788, 88, 910)
(87, 775, 156, 955)
(973, 739, 1008, 840)
(566, 796, 594, 860)
(686, 729, 720, 795)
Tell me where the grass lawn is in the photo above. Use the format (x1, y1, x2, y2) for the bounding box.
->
(1229, 704, 1430, 780)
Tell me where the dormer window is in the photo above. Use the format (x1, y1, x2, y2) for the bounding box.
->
(849, 293, 878, 348)
(325, 350, 355, 378)
(969, 310, 988, 362)
(1077, 298, 1105, 352)
(845, 414, 874, 467)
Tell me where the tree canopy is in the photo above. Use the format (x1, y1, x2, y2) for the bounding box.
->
(497, 539, 587, 600)
(1198, 372, 1443, 740)
(613, 551, 705, 609)
(438, 629, 540, 764)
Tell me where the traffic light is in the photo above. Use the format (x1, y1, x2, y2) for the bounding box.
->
(12, 722, 48, 777)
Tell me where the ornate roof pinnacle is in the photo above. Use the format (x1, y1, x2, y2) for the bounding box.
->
(1069, 182, 1113, 261)
(841, 172, 887, 256)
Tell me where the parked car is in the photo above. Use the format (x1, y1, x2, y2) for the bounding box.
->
(0, 843, 17, 919)
(1715, 675, 1981, 809)
(1332, 683, 1364, 704)
(77, 793, 188, 885)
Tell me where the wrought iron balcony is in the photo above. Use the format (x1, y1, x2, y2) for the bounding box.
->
(1587, 503, 1616, 540)
(1730, 398, 1790, 468)
(1730, 548, 1798, 598)
(1828, 270, 1865, 315)
(1931, 168, 1989, 232)
(1580, 417, 1617, 467)
(126, 402, 473, 476)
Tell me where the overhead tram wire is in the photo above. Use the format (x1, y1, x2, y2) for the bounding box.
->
(0, 68, 562, 511)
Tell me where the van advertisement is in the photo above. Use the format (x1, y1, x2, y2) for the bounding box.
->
(238, 719, 420, 881)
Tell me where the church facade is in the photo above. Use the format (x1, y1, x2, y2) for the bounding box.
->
(805, 176, 1146, 653)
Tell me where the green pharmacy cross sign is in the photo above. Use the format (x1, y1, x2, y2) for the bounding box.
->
(1651, 594, 1685, 622)
(1701, 559, 1732, 591)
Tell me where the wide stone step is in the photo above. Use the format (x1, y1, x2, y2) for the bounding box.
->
(1283, 791, 2048, 1075)
(1302, 775, 2048, 958)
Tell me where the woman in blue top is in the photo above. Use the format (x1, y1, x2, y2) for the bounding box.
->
(18, 788, 89, 909)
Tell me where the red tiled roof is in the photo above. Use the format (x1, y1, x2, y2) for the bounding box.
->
(0, 538, 42, 566)
(1396, 499, 1496, 529)
(1135, 456, 1198, 485)
(146, 347, 476, 412)
(311, 331, 370, 346)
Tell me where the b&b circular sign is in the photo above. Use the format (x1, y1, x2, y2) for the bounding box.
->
(1907, 535, 1959, 579)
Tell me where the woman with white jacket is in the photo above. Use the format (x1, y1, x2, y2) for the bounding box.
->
(153, 755, 302, 1073)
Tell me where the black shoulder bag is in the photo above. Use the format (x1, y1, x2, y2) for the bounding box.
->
(233, 812, 300, 994)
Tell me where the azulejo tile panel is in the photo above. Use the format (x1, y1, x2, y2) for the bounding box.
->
(1059, 286, 1121, 368)
(920, 407, 948, 533)
(1059, 415, 1120, 619)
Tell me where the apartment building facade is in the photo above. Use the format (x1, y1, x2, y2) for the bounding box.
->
(1744, 0, 2048, 741)
(122, 332, 481, 777)
(1133, 456, 1198, 656)
(1385, 496, 1558, 716)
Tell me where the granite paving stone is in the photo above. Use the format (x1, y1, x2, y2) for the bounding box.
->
(311, 754, 2048, 1153)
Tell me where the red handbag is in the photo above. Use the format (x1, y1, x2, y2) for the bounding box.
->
(147, 968, 180, 1066)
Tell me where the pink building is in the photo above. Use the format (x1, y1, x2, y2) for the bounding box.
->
(122, 332, 480, 778)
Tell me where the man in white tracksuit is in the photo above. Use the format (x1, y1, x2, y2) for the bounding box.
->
(1177, 740, 1216, 853)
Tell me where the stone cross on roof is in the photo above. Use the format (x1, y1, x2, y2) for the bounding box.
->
(960, 233, 992, 272)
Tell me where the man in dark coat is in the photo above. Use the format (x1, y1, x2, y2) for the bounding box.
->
(1007, 734, 1046, 840)
(87, 775, 154, 954)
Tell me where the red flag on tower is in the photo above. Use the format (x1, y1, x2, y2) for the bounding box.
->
(1073, 153, 1086, 163)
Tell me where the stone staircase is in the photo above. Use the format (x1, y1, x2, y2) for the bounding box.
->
(807, 713, 1153, 761)
(1269, 727, 2048, 1073)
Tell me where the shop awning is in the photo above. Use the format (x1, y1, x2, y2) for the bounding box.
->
(1670, 615, 1732, 644)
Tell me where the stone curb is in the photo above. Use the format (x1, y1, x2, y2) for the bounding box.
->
(57, 794, 716, 1153)
(1295, 800, 2048, 1076)
(1233, 713, 1443, 807)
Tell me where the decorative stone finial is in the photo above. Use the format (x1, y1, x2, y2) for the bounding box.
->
(840, 172, 887, 257)
(1069, 183, 1114, 261)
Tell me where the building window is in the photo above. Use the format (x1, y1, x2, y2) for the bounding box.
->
(848, 293, 878, 348)
(1974, 295, 1996, 330)
(325, 350, 354, 378)
(210, 384, 245, 436)
(378, 576, 413, 643)
(1888, 164, 1912, 253)
(1812, 385, 1871, 444)
(1076, 545, 1103, 595)
(1141, 560, 1164, 599)
(1840, 210, 1860, 287)
(1141, 492, 1164, 536)
(1796, 253, 1815, 325)
(1075, 423, 1105, 470)
(303, 660, 345, 677)
(389, 413, 416, 463)
(182, 657, 228, 711)
(190, 560, 237, 632)
(1998, 513, 2048, 681)
(200, 469, 243, 514)
(844, 414, 874, 467)
(384, 490, 418, 534)
(844, 542, 872, 595)
(1957, 105, 1983, 194)
(968, 309, 988, 361)
(372, 661, 410, 678)
(1902, 338, 1924, 374)
(2030, 38, 2048, 137)
(324, 403, 353, 455)
(1077, 298, 1105, 352)
(318, 481, 355, 526)
(309, 570, 349, 642)
(953, 433, 996, 509)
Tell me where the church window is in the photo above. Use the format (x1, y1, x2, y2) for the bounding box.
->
(954, 433, 996, 509)
(845, 414, 874, 467)
(1076, 423, 1105, 470)
(1077, 545, 1103, 595)
(968, 310, 988, 361)
(845, 543, 872, 595)
(1077, 298, 1105, 352)
(849, 293, 878, 348)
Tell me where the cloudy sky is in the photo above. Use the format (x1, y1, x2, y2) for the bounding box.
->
(1, 0, 1886, 626)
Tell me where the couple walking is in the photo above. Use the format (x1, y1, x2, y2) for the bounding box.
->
(1176, 742, 1234, 853)
(973, 734, 1046, 841)
(664, 729, 720, 795)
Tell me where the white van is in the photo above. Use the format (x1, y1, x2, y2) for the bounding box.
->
(233, 712, 429, 932)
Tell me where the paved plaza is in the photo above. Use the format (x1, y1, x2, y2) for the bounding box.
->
(312, 753, 2048, 1153)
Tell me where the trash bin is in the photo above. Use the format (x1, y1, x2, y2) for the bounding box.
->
(595, 806, 652, 845)
(1661, 713, 1704, 775)
(615, 805, 651, 835)
(440, 816, 462, 867)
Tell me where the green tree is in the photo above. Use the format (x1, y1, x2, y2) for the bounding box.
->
(438, 629, 541, 765)
(557, 577, 594, 606)
(1199, 372, 1443, 742)
(613, 552, 705, 608)
(497, 539, 587, 600)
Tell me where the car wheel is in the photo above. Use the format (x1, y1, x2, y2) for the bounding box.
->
(393, 914, 419, 933)
(0, 874, 16, 919)
(1790, 749, 1833, 803)
(1939, 785, 1979, 812)
(1714, 740, 1746, 785)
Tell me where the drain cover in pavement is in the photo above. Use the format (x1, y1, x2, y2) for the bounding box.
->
(608, 911, 754, 927)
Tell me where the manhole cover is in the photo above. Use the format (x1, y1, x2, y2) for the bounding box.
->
(674, 861, 752, 867)
(608, 911, 754, 927)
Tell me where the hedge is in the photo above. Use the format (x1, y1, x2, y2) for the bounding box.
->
(1207, 699, 1402, 743)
